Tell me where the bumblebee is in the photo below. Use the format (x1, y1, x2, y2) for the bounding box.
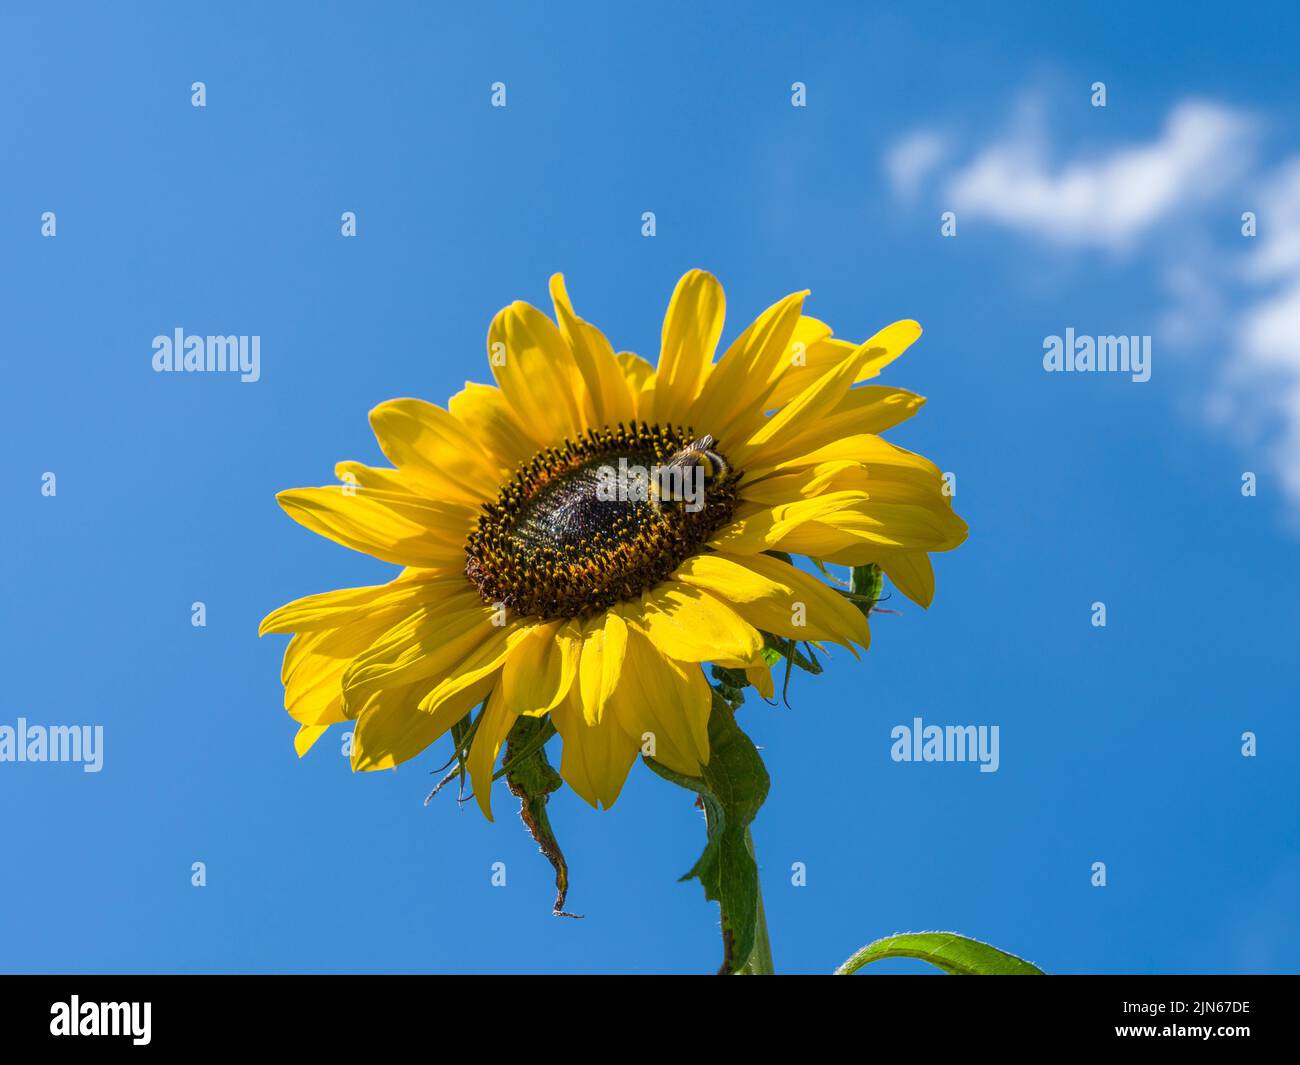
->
(649, 435, 730, 515)
(664, 434, 729, 481)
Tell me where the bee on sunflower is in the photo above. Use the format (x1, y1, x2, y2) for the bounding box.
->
(261, 270, 971, 973)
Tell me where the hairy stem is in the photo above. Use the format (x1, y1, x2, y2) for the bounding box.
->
(738, 828, 775, 975)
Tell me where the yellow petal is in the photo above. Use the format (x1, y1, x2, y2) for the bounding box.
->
(367, 398, 503, 502)
(740, 439, 966, 555)
(447, 381, 536, 474)
(549, 274, 638, 427)
(764, 320, 923, 409)
(756, 520, 858, 558)
(808, 548, 945, 607)
(615, 351, 656, 419)
(741, 457, 947, 509)
(351, 675, 491, 772)
(788, 315, 834, 356)
(260, 571, 459, 635)
(637, 584, 763, 664)
(417, 622, 532, 735)
(280, 601, 420, 727)
(275, 486, 472, 568)
(854, 320, 923, 379)
(746, 387, 925, 471)
(501, 619, 578, 715)
(468, 685, 523, 821)
(719, 480, 965, 557)
(294, 723, 331, 757)
(686, 290, 808, 444)
(878, 551, 936, 608)
(489, 301, 586, 446)
(733, 344, 879, 468)
(748, 433, 943, 479)
(577, 609, 628, 725)
(550, 688, 640, 810)
(332, 461, 430, 498)
(281, 631, 356, 726)
(736, 461, 864, 506)
(773, 501, 968, 554)
(342, 592, 497, 706)
(653, 269, 724, 420)
(673, 552, 870, 652)
(708, 492, 868, 554)
(745, 664, 775, 700)
(609, 626, 710, 777)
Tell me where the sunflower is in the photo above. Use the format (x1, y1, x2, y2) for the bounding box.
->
(261, 271, 967, 818)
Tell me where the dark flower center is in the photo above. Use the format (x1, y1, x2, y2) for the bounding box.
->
(465, 423, 739, 620)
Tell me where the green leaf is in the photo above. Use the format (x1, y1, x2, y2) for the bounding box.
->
(710, 664, 749, 709)
(754, 632, 823, 706)
(501, 716, 579, 919)
(644, 691, 771, 974)
(834, 932, 1045, 976)
(492, 717, 556, 782)
(760, 631, 822, 674)
(846, 563, 884, 617)
(448, 713, 474, 793)
(425, 702, 483, 804)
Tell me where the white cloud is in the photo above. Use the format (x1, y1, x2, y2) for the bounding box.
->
(885, 95, 1300, 512)
(1239, 278, 1300, 374)
(885, 130, 948, 203)
(1243, 159, 1300, 283)
(943, 100, 1255, 251)
(1230, 166, 1300, 502)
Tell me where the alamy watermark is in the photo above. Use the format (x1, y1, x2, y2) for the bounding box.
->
(1043, 328, 1150, 382)
(890, 716, 999, 773)
(50, 996, 150, 1045)
(596, 459, 706, 513)
(0, 718, 103, 772)
(151, 328, 260, 382)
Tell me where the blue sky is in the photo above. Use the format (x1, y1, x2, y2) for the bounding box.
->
(3, 1, 1298, 974)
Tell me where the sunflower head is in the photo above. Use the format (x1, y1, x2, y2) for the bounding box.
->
(463, 422, 740, 620)
(261, 270, 967, 823)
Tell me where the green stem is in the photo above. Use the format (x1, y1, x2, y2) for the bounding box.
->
(740, 828, 775, 975)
